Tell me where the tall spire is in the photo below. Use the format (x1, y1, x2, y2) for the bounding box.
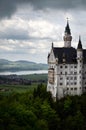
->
(77, 36, 82, 49)
(52, 42, 54, 49)
(63, 18, 72, 48)
(65, 18, 71, 35)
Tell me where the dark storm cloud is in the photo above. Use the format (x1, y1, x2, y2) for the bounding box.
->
(29, 0, 84, 10)
(0, 0, 86, 19)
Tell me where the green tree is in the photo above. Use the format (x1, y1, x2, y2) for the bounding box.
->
(41, 101, 60, 130)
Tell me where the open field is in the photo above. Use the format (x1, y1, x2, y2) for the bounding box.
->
(0, 84, 38, 95)
(0, 73, 47, 95)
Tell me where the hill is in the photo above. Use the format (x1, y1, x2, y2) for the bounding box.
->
(0, 59, 48, 72)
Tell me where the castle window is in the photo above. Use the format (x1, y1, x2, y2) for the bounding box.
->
(67, 82, 69, 85)
(65, 66, 67, 68)
(70, 77, 73, 80)
(71, 88, 73, 90)
(67, 88, 69, 90)
(60, 83, 63, 85)
(60, 66, 63, 68)
(74, 88, 77, 90)
(60, 72, 62, 74)
(74, 77, 77, 80)
(74, 82, 77, 85)
(74, 65, 77, 68)
(65, 72, 67, 75)
(71, 82, 73, 85)
(79, 70, 81, 73)
(74, 72, 77, 74)
(83, 77, 85, 79)
(60, 77, 63, 80)
(71, 66, 73, 68)
(67, 77, 69, 80)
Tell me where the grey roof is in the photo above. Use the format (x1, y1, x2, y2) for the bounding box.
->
(53, 47, 86, 64)
(53, 47, 77, 64)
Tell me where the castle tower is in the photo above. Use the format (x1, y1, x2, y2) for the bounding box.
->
(77, 36, 83, 95)
(63, 20, 72, 47)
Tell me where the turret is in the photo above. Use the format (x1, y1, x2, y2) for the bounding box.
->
(77, 36, 83, 61)
(52, 42, 54, 49)
(77, 36, 83, 95)
(77, 36, 82, 50)
(63, 19, 72, 48)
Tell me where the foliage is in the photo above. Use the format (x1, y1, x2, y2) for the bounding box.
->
(0, 84, 86, 130)
(0, 84, 37, 95)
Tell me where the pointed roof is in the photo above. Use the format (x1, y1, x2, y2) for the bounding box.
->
(65, 19, 71, 35)
(52, 42, 54, 49)
(77, 36, 82, 49)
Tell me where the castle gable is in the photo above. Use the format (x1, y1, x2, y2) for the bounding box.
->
(48, 49, 56, 63)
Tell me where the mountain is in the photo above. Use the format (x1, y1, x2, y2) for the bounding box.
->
(0, 59, 48, 72)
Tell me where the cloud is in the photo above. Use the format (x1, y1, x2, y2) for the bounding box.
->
(0, 45, 13, 51)
(0, 1, 86, 63)
(0, 17, 62, 41)
(0, 0, 86, 19)
(0, 17, 29, 40)
(0, 38, 51, 62)
(28, 19, 61, 40)
(29, 0, 85, 10)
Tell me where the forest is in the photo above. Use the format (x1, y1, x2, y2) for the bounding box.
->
(0, 84, 86, 130)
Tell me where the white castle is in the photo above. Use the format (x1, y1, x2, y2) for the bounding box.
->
(47, 20, 86, 100)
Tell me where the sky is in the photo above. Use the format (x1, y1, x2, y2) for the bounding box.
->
(0, 0, 86, 63)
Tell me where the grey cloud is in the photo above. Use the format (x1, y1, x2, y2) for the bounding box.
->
(0, 28, 54, 41)
(0, 29, 29, 40)
(29, 0, 82, 10)
(0, 0, 86, 19)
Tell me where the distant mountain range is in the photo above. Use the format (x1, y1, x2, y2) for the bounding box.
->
(0, 59, 48, 72)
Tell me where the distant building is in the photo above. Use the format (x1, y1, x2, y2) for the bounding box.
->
(47, 20, 86, 100)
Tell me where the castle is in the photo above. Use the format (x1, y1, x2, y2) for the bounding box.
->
(47, 20, 86, 100)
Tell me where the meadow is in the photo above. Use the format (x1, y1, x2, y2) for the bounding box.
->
(0, 74, 47, 95)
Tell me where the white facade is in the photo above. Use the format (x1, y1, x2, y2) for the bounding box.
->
(47, 21, 86, 99)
